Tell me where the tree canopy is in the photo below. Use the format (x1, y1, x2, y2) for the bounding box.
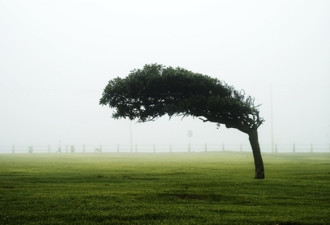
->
(100, 64, 264, 135)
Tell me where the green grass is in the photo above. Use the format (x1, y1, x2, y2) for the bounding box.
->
(0, 152, 329, 225)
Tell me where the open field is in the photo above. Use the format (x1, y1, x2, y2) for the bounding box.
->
(0, 152, 329, 225)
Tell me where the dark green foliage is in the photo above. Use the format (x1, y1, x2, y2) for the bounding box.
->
(99, 64, 264, 134)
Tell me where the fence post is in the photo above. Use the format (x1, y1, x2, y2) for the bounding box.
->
(12, 145, 15, 154)
(275, 144, 278, 153)
(71, 145, 75, 153)
(293, 144, 295, 153)
(222, 144, 225, 151)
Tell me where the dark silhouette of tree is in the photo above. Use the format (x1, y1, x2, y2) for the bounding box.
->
(100, 64, 265, 179)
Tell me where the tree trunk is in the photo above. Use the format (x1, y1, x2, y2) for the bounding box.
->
(248, 129, 265, 179)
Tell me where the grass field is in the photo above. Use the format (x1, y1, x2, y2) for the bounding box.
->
(0, 152, 329, 225)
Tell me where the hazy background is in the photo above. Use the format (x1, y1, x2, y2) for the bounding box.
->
(1, 0, 329, 151)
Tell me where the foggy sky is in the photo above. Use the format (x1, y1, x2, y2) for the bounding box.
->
(0, 0, 329, 150)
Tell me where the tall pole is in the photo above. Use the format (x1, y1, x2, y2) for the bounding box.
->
(270, 84, 274, 153)
(130, 120, 133, 152)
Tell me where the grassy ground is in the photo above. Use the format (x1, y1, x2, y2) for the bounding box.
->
(0, 152, 329, 225)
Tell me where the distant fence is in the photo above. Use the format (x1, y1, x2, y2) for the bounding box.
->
(0, 143, 329, 154)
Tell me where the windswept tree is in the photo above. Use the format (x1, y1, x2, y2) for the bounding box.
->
(100, 64, 265, 179)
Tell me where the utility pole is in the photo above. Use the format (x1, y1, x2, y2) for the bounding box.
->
(270, 84, 274, 153)
(130, 121, 133, 152)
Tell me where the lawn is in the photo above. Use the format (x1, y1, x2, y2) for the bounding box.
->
(0, 152, 329, 225)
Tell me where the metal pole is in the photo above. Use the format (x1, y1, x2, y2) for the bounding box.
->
(130, 121, 133, 153)
(270, 84, 275, 153)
